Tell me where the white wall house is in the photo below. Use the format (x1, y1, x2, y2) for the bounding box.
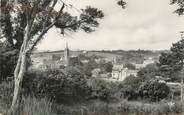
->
(111, 65, 138, 81)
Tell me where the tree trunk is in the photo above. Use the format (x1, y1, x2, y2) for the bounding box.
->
(181, 78, 183, 102)
(10, 52, 27, 112)
(10, 24, 29, 112)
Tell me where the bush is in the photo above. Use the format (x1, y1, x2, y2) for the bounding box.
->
(99, 62, 113, 73)
(138, 79, 170, 101)
(83, 60, 98, 77)
(124, 63, 136, 70)
(0, 49, 18, 82)
(0, 80, 14, 108)
(137, 63, 158, 82)
(119, 75, 141, 100)
(23, 68, 91, 104)
(89, 79, 120, 102)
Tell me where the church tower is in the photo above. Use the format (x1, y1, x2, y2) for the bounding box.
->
(64, 42, 70, 66)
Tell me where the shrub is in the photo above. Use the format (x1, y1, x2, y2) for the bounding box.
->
(137, 63, 158, 82)
(23, 68, 91, 104)
(99, 62, 113, 73)
(138, 79, 170, 101)
(0, 80, 14, 108)
(124, 63, 136, 70)
(83, 60, 98, 77)
(119, 75, 141, 100)
(0, 49, 18, 82)
(89, 79, 120, 102)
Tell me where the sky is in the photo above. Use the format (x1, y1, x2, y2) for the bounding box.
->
(37, 0, 184, 51)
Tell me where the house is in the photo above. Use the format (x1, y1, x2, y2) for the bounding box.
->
(125, 69, 138, 77)
(111, 65, 126, 81)
(111, 64, 139, 81)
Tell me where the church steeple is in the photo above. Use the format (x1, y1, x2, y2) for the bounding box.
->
(64, 42, 70, 66)
(66, 42, 68, 49)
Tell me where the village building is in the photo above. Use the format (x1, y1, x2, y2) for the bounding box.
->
(30, 43, 72, 70)
(111, 65, 138, 81)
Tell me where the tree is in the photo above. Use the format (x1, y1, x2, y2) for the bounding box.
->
(158, 39, 184, 103)
(83, 59, 98, 77)
(170, 0, 184, 15)
(0, 0, 105, 112)
(138, 79, 170, 102)
(158, 52, 181, 81)
(170, 0, 184, 102)
(119, 75, 141, 100)
(103, 62, 113, 73)
(137, 63, 158, 82)
(157, 0, 184, 79)
(157, 39, 184, 80)
(124, 63, 136, 70)
(69, 57, 83, 67)
(99, 61, 113, 73)
(117, 0, 127, 9)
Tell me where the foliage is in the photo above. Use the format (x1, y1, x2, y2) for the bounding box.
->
(0, 47, 33, 82)
(117, 0, 127, 9)
(0, 80, 14, 107)
(138, 79, 170, 102)
(83, 59, 98, 77)
(137, 63, 159, 82)
(0, 48, 18, 82)
(23, 68, 91, 104)
(1, 97, 183, 115)
(118, 100, 183, 115)
(119, 75, 141, 100)
(0, 1, 104, 50)
(19, 96, 53, 115)
(78, 54, 90, 60)
(158, 39, 184, 81)
(89, 79, 119, 101)
(69, 57, 83, 67)
(124, 63, 136, 70)
(99, 61, 113, 73)
(6, 96, 53, 115)
(170, 0, 184, 15)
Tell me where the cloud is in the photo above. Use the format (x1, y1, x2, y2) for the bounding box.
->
(37, 0, 184, 51)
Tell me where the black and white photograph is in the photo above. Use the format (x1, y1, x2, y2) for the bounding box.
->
(0, 0, 184, 115)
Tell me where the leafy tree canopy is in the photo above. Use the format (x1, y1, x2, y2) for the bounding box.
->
(158, 39, 184, 81)
(137, 63, 158, 82)
(124, 63, 136, 70)
(170, 0, 184, 15)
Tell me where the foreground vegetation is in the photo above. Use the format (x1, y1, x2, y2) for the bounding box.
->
(0, 96, 183, 115)
(0, 70, 183, 115)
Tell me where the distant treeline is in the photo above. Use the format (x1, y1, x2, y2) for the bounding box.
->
(92, 49, 167, 54)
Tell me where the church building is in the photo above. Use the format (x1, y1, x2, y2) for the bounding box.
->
(63, 43, 70, 66)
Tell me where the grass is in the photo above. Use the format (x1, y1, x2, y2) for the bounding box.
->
(51, 100, 184, 115)
(0, 96, 183, 115)
(1, 96, 53, 115)
(19, 96, 53, 115)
